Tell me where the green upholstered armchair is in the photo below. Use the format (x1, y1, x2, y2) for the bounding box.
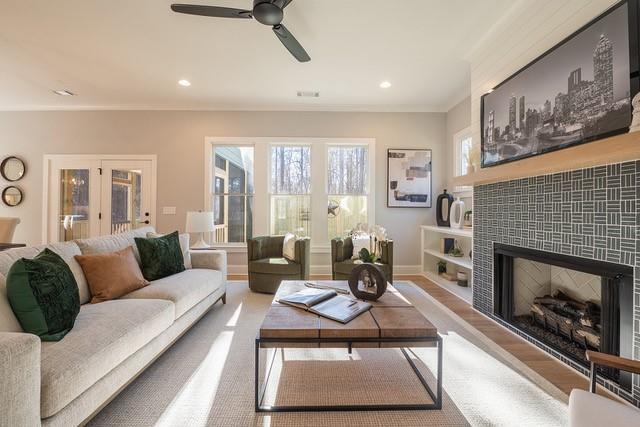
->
(247, 235, 310, 294)
(330, 237, 393, 283)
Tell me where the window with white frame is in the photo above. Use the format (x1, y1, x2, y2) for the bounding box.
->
(207, 138, 374, 248)
(327, 145, 369, 239)
(212, 146, 254, 243)
(269, 145, 311, 236)
(453, 128, 473, 177)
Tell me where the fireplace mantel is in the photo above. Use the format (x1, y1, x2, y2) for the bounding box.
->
(452, 131, 640, 186)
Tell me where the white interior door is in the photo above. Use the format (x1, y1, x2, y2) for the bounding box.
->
(45, 156, 155, 243)
(46, 158, 102, 243)
(100, 160, 153, 236)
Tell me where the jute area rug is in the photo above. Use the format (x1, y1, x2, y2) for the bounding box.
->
(88, 281, 567, 426)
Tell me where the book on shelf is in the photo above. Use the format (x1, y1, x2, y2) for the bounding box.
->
(278, 288, 371, 324)
(440, 237, 455, 254)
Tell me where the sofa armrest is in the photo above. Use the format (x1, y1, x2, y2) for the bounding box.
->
(0, 332, 41, 426)
(190, 250, 227, 282)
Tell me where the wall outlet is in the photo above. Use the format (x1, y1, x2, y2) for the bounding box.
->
(162, 206, 177, 215)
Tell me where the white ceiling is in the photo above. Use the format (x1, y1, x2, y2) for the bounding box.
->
(0, 0, 516, 112)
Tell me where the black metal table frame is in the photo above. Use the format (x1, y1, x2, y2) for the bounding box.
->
(254, 334, 443, 412)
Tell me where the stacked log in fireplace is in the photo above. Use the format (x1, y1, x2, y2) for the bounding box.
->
(528, 290, 601, 350)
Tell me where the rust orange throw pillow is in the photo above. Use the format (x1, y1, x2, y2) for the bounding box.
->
(75, 246, 149, 304)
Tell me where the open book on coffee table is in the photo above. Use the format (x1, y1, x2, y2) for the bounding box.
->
(278, 288, 372, 324)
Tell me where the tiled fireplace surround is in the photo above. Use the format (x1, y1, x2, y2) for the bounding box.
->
(473, 159, 640, 405)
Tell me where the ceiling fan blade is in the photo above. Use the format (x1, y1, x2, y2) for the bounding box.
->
(170, 4, 252, 19)
(272, 24, 310, 62)
(281, 0, 294, 8)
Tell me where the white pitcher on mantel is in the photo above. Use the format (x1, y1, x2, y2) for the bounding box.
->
(450, 197, 465, 229)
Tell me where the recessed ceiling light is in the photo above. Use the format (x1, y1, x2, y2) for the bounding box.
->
(178, 79, 191, 87)
(53, 89, 75, 96)
(379, 81, 392, 89)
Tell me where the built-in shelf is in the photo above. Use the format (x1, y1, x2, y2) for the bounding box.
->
(424, 248, 473, 270)
(421, 199, 474, 303)
(423, 270, 472, 304)
(421, 225, 473, 238)
(452, 131, 640, 187)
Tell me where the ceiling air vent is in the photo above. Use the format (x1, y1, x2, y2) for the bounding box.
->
(297, 91, 319, 98)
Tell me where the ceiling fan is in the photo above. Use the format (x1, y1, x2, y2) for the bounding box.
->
(170, 0, 311, 62)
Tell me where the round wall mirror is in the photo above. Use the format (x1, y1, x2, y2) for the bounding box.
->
(2, 186, 23, 207)
(1, 157, 26, 182)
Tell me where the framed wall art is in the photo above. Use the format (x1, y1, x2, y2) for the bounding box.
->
(481, 0, 640, 168)
(387, 149, 432, 208)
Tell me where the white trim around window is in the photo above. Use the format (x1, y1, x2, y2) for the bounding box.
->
(204, 137, 375, 252)
(452, 127, 473, 192)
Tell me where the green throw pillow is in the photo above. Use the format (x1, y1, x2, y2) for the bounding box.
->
(135, 231, 185, 281)
(7, 248, 80, 341)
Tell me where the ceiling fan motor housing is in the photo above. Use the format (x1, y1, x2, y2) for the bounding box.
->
(253, 0, 283, 25)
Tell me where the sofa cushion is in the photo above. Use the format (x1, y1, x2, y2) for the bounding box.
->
(7, 249, 80, 341)
(147, 232, 192, 269)
(569, 389, 640, 427)
(0, 241, 90, 304)
(0, 274, 22, 332)
(75, 226, 155, 264)
(135, 231, 185, 281)
(40, 298, 174, 418)
(121, 269, 222, 319)
(75, 246, 149, 303)
(334, 259, 391, 277)
(249, 257, 301, 275)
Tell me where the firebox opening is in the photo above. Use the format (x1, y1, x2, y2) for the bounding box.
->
(512, 260, 601, 365)
(493, 243, 634, 392)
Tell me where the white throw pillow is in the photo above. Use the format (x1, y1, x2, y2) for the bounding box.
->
(282, 233, 296, 261)
(351, 234, 371, 260)
(147, 232, 192, 269)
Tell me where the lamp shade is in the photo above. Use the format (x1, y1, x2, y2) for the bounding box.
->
(185, 211, 215, 233)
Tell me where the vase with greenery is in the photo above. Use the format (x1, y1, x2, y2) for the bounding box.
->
(437, 260, 447, 274)
(463, 210, 473, 228)
(448, 244, 463, 258)
(358, 248, 378, 263)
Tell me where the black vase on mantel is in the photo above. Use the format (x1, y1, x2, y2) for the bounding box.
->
(436, 189, 454, 227)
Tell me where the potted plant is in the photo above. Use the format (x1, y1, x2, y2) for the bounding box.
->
(437, 260, 447, 274)
(448, 239, 465, 258)
(358, 248, 378, 263)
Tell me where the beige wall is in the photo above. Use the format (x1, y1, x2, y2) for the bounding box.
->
(445, 96, 471, 188)
(0, 110, 446, 272)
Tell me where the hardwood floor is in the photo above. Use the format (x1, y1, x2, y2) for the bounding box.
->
(231, 273, 596, 399)
(403, 274, 589, 398)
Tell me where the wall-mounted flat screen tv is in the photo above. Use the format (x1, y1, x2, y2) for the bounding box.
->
(481, 0, 640, 168)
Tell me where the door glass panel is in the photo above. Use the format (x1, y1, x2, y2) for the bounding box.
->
(59, 169, 90, 241)
(111, 169, 143, 235)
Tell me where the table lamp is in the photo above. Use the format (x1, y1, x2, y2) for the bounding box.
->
(185, 211, 215, 249)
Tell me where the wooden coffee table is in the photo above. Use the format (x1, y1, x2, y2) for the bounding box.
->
(255, 280, 443, 412)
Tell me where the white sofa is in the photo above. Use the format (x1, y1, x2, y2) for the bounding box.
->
(0, 227, 227, 427)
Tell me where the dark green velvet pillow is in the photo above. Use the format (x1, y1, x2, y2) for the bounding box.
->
(135, 231, 185, 281)
(7, 248, 80, 341)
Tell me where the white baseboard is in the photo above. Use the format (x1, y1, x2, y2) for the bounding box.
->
(227, 264, 421, 276)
